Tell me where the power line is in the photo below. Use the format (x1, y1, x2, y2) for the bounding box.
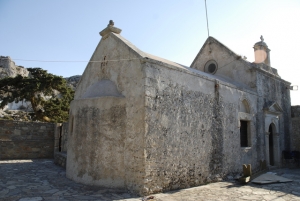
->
(12, 57, 291, 86)
(205, 0, 210, 37)
(11, 58, 140, 63)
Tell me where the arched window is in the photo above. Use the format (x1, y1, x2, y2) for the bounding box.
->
(241, 99, 250, 113)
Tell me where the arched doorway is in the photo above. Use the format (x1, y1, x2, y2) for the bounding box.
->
(264, 102, 282, 167)
(269, 124, 275, 166)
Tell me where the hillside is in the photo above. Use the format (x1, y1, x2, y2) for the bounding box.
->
(0, 56, 81, 120)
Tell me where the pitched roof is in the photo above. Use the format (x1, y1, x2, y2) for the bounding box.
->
(110, 33, 254, 91)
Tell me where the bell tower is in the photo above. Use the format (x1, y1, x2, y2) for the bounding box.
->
(253, 35, 271, 66)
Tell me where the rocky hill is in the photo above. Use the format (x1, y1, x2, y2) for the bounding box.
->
(0, 56, 81, 89)
(65, 75, 81, 90)
(0, 56, 81, 120)
(0, 56, 29, 78)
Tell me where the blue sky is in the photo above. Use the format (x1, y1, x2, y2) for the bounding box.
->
(1, 0, 300, 105)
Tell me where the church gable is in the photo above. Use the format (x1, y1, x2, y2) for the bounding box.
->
(190, 37, 255, 89)
(74, 22, 144, 100)
(190, 37, 242, 72)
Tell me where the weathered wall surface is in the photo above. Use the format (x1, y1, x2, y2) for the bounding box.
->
(190, 36, 291, 167)
(67, 97, 126, 188)
(0, 120, 55, 159)
(143, 59, 260, 194)
(291, 106, 300, 151)
(67, 32, 146, 194)
(256, 70, 291, 152)
(61, 122, 68, 152)
(53, 122, 67, 168)
(291, 106, 300, 118)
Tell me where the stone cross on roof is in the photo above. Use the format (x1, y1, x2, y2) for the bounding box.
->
(109, 20, 114, 26)
(100, 20, 122, 38)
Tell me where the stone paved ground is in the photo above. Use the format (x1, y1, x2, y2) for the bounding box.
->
(0, 159, 300, 201)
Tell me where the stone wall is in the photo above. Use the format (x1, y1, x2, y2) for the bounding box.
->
(53, 122, 68, 168)
(256, 71, 291, 152)
(291, 106, 300, 118)
(54, 152, 67, 168)
(143, 60, 260, 194)
(0, 120, 55, 159)
(61, 122, 68, 152)
(291, 106, 300, 151)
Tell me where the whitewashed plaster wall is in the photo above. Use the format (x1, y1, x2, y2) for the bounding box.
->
(67, 97, 126, 187)
(67, 32, 146, 194)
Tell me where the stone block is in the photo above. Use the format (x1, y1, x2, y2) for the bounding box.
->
(239, 176, 250, 184)
(32, 148, 40, 152)
(14, 129, 21, 135)
(243, 164, 252, 177)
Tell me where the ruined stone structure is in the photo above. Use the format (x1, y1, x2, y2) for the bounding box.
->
(67, 21, 292, 195)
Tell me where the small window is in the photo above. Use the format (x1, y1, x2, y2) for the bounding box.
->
(204, 60, 218, 74)
(240, 120, 248, 147)
(208, 63, 216, 73)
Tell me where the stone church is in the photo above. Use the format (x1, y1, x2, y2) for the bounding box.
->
(66, 21, 292, 195)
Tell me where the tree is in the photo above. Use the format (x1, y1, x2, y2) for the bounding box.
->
(0, 68, 74, 122)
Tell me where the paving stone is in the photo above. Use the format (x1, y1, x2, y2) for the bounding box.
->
(269, 198, 286, 201)
(263, 195, 279, 200)
(292, 191, 300, 196)
(252, 190, 270, 195)
(19, 197, 43, 201)
(43, 189, 59, 194)
(7, 188, 22, 195)
(0, 159, 299, 200)
(0, 189, 9, 197)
